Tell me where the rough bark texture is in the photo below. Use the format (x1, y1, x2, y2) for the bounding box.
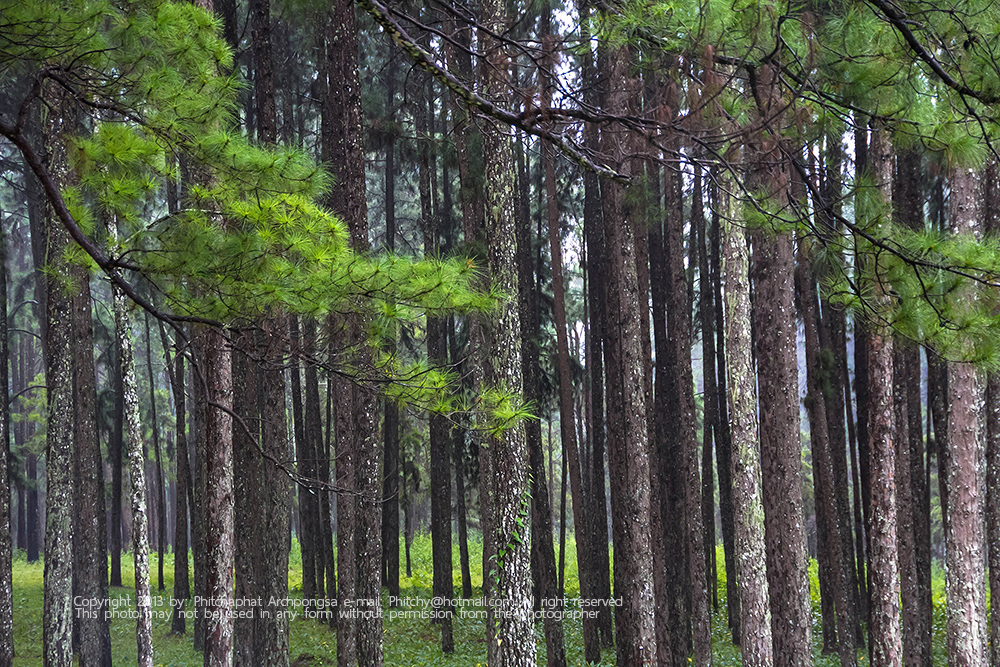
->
(945, 165, 988, 667)
(721, 164, 774, 667)
(517, 131, 566, 667)
(578, 3, 614, 646)
(800, 245, 856, 667)
(865, 127, 902, 667)
(894, 148, 932, 666)
(985, 159, 1000, 667)
(169, 334, 191, 635)
(753, 230, 813, 667)
(600, 43, 658, 667)
(0, 217, 12, 667)
(257, 316, 291, 667)
(478, 2, 534, 664)
(41, 78, 76, 667)
(325, 3, 381, 664)
(72, 265, 112, 667)
(115, 285, 154, 667)
(203, 325, 234, 667)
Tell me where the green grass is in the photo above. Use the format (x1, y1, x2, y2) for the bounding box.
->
(10, 539, 951, 666)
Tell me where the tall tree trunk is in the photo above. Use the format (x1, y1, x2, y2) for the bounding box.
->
(579, 4, 613, 646)
(40, 78, 76, 667)
(164, 326, 191, 635)
(747, 64, 812, 667)
(203, 324, 234, 667)
(478, 2, 534, 663)
(257, 315, 291, 667)
(381, 50, 400, 603)
(892, 147, 930, 667)
(800, 243, 856, 667)
(944, 164, 988, 667)
(325, 2, 381, 663)
(539, 10, 597, 657)
(721, 152, 774, 667)
(114, 284, 154, 667)
(145, 314, 167, 592)
(864, 125, 902, 667)
(984, 159, 1000, 667)
(517, 130, 567, 667)
(72, 264, 112, 667)
(710, 172, 740, 644)
(599, 43, 658, 667)
(111, 329, 125, 588)
(675, 201, 710, 659)
(0, 212, 13, 667)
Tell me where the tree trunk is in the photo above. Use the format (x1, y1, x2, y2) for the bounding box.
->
(755, 230, 817, 666)
(721, 152, 774, 667)
(865, 126, 902, 667)
(0, 212, 13, 667)
(40, 78, 76, 667)
(203, 324, 234, 667)
(145, 313, 167, 592)
(944, 164, 988, 667)
(114, 283, 154, 667)
(478, 2, 534, 664)
(324, 3, 381, 663)
(517, 130, 567, 667)
(599, 42, 658, 667)
(72, 264, 112, 667)
(257, 315, 291, 667)
(800, 242, 856, 667)
(165, 326, 191, 635)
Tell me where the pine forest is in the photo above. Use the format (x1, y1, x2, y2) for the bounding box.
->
(3, 0, 1000, 665)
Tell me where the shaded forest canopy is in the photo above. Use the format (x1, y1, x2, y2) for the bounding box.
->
(3, 0, 1000, 666)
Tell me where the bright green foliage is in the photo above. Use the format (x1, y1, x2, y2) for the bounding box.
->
(2, 0, 504, 412)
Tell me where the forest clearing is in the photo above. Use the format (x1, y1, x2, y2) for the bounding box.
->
(4, 0, 1000, 666)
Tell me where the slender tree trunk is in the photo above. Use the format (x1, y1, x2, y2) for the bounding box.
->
(288, 316, 315, 602)
(71, 264, 112, 667)
(0, 214, 13, 667)
(721, 153, 774, 667)
(203, 325, 234, 667)
(144, 313, 167, 592)
(539, 12, 597, 655)
(710, 172, 740, 644)
(381, 54, 400, 601)
(599, 42, 658, 667)
(478, 2, 534, 663)
(865, 126, 903, 667)
(113, 283, 154, 667)
(325, 3, 380, 663)
(164, 326, 191, 635)
(111, 332, 125, 588)
(517, 130, 567, 667)
(945, 165, 988, 667)
(756, 231, 817, 666)
(40, 78, 76, 667)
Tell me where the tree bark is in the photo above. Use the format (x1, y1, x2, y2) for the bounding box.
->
(865, 126, 902, 667)
(40, 78, 76, 667)
(721, 159, 774, 667)
(0, 211, 13, 667)
(114, 283, 154, 667)
(599, 42, 658, 667)
(945, 164, 988, 667)
(203, 325, 234, 667)
(478, 2, 535, 664)
(71, 263, 112, 667)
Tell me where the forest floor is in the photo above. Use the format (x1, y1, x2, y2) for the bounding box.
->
(9, 535, 948, 666)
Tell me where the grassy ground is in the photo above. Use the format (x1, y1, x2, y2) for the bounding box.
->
(10, 536, 949, 666)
